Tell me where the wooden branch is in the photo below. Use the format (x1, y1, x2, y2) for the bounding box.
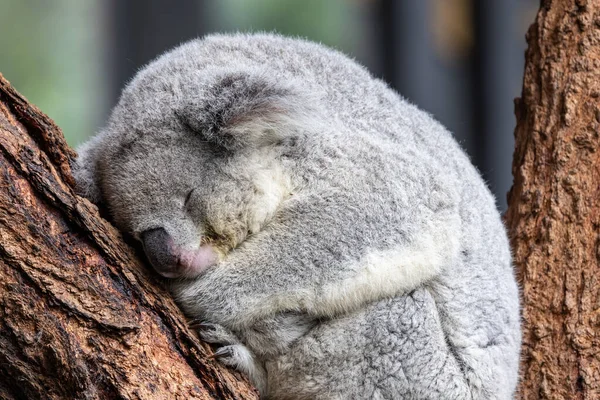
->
(506, 1, 600, 399)
(0, 72, 258, 399)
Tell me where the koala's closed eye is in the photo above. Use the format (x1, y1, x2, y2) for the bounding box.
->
(184, 188, 195, 207)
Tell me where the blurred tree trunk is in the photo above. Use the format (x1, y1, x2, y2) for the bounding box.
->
(0, 73, 257, 400)
(506, 1, 600, 399)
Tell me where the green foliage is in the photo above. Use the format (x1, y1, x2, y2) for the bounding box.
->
(0, 1, 103, 145)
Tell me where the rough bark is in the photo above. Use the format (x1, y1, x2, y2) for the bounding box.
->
(506, 1, 600, 399)
(0, 73, 258, 399)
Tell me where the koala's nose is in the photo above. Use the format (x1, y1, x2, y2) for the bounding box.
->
(140, 227, 178, 276)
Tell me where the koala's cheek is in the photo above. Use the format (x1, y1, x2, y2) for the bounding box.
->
(177, 244, 219, 278)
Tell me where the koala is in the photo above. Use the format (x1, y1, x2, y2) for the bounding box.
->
(73, 33, 521, 399)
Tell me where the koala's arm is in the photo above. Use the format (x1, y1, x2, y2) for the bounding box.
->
(172, 185, 460, 332)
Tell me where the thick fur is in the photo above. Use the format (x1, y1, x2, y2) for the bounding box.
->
(73, 33, 521, 399)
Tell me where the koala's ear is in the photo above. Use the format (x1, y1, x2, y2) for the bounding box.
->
(178, 70, 318, 151)
(72, 134, 104, 205)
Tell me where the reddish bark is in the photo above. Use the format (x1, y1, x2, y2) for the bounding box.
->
(506, 1, 600, 399)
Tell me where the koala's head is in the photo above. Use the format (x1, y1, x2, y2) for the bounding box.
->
(74, 52, 318, 278)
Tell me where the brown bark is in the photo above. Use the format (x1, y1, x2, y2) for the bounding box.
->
(506, 1, 600, 399)
(0, 73, 258, 399)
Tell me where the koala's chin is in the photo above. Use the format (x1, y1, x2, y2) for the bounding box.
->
(141, 227, 219, 278)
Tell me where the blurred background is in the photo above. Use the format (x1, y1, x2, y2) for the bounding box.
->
(0, 0, 537, 211)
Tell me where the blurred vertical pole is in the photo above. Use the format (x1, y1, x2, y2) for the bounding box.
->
(374, 0, 435, 110)
(471, 0, 520, 211)
(369, 0, 474, 160)
(106, 0, 207, 110)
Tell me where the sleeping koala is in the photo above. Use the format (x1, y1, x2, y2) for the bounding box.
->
(74, 33, 521, 399)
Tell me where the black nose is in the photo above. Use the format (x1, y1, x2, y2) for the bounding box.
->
(141, 227, 177, 273)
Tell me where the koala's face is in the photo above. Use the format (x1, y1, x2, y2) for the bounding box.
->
(75, 64, 311, 278)
(96, 129, 292, 278)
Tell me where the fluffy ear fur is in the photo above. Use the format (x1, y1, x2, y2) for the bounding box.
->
(177, 69, 318, 151)
(72, 134, 103, 204)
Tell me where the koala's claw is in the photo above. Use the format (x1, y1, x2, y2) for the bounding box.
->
(196, 322, 241, 345)
(214, 345, 243, 365)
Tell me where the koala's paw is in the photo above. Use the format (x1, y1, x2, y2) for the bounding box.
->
(197, 322, 241, 346)
(196, 322, 267, 395)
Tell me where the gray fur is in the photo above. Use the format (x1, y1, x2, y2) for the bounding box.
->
(73, 33, 521, 399)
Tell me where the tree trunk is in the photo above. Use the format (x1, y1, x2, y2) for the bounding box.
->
(0, 73, 258, 399)
(506, 1, 600, 399)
